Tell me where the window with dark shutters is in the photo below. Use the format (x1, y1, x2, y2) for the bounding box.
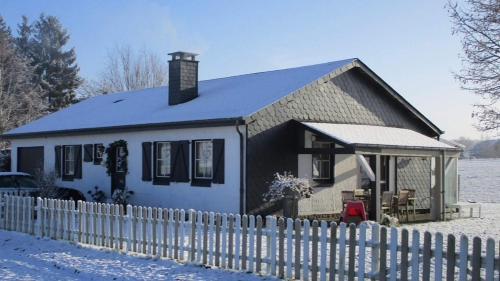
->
(212, 139, 225, 184)
(62, 145, 82, 181)
(74, 145, 82, 179)
(55, 146, 62, 177)
(83, 144, 93, 162)
(142, 142, 152, 181)
(152, 141, 169, 185)
(171, 141, 190, 182)
(93, 144, 104, 165)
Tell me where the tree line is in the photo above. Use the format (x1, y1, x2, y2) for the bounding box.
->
(0, 14, 168, 149)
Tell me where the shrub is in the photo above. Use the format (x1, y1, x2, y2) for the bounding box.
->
(263, 172, 313, 203)
(87, 186, 107, 203)
(112, 187, 134, 205)
(34, 171, 60, 199)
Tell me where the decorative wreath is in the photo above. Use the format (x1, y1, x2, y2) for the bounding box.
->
(104, 140, 128, 176)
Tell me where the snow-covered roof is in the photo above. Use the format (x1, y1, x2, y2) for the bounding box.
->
(301, 122, 457, 150)
(5, 59, 356, 137)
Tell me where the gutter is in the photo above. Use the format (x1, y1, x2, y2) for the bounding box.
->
(2, 117, 244, 139)
(235, 120, 246, 214)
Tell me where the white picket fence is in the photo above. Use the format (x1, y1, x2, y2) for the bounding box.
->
(0, 195, 499, 281)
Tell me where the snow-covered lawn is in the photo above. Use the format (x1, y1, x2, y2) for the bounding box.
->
(0, 230, 273, 281)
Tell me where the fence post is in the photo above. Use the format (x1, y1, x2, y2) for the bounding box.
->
(358, 223, 367, 281)
(227, 213, 234, 269)
(256, 215, 263, 274)
(270, 216, 277, 276)
(36, 197, 42, 237)
(379, 227, 387, 281)
(163, 208, 169, 258)
(179, 209, 186, 261)
(126, 205, 134, 252)
(303, 219, 311, 281)
(446, 234, 456, 281)
(434, 232, 443, 281)
(249, 215, 256, 273)
(241, 214, 248, 271)
(278, 217, 285, 279)
(295, 218, 302, 280)
(235, 214, 241, 271)
(338, 222, 346, 280)
(189, 210, 196, 262)
(215, 213, 221, 266)
(484, 238, 495, 281)
(348, 223, 357, 281)
(422, 232, 432, 281)
(311, 220, 319, 281)
(209, 212, 215, 265)
(389, 227, 398, 281)
(286, 218, 293, 279)
(471, 237, 481, 281)
(221, 213, 228, 267)
(370, 223, 379, 281)
(411, 229, 420, 281)
(458, 235, 468, 281)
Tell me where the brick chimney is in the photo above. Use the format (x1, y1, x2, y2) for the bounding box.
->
(168, 51, 199, 105)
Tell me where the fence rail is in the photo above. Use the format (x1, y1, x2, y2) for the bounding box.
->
(0, 195, 498, 281)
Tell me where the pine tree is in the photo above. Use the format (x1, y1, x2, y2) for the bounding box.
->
(16, 15, 31, 59)
(0, 16, 46, 145)
(28, 14, 81, 111)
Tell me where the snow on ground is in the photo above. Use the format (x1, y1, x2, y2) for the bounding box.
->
(399, 159, 500, 252)
(0, 230, 273, 281)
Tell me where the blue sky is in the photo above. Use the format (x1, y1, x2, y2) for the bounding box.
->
(1, 0, 489, 139)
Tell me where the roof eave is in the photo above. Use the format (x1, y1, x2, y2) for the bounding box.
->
(2, 117, 245, 140)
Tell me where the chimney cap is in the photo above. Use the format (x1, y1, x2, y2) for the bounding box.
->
(168, 51, 198, 61)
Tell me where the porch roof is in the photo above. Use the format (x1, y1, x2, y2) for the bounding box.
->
(301, 122, 459, 151)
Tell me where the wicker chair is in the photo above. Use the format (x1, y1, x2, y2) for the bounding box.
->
(381, 191, 394, 215)
(402, 188, 417, 221)
(396, 190, 410, 222)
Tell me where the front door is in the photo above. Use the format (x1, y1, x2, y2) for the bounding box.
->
(111, 145, 126, 194)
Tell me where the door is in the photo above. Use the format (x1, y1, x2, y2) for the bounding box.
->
(111, 145, 126, 194)
(17, 147, 44, 176)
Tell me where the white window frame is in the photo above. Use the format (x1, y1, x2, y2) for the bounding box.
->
(194, 140, 213, 180)
(115, 146, 126, 173)
(63, 146, 75, 176)
(95, 144, 104, 161)
(312, 140, 331, 180)
(156, 142, 171, 178)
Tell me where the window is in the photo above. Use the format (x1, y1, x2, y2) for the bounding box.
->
(64, 146, 75, 176)
(312, 140, 331, 180)
(115, 146, 126, 172)
(93, 144, 104, 164)
(194, 140, 213, 179)
(156, 142, 171, 177)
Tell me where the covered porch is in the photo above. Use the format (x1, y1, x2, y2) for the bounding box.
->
(297, 122, 461, 222)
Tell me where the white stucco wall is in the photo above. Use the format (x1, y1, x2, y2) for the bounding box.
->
(297, 131, 359, 215)
(10, 125, 243, 213)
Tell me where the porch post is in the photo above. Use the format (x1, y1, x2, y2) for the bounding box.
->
(432, 154, 444, 221)
(375, 154, 381, 222)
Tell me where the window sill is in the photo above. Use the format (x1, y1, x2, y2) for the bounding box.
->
(191, 178, 211, 187)
(153, 177, 170, 186)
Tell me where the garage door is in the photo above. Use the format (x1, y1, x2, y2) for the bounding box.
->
(17, 147, 44, 176)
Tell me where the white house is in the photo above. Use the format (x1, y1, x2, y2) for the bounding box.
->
(2, 52, 461, 220)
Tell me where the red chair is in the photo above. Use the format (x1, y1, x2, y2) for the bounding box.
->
(341, 200, 367, 225)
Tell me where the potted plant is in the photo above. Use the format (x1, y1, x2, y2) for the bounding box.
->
(263, 172, 312, 219)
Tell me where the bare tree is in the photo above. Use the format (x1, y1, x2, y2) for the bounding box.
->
(447, 0, 500, 133)
(81, 46, 168, 98)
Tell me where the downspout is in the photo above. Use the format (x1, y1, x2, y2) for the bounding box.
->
(441, 149, 446, 221)
(236, 121, 246, 214)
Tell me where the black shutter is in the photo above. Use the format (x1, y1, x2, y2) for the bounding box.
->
(74, 145, 82, 179)
(83, 144, 93, 162)
(171, 141, 189, 182)
(55, 146, 62, 177)
(212, 139, 225, 184)
(142, 142, 152, 181)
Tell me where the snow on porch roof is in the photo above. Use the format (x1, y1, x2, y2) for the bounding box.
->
(301, 122, 457, 151)
(5, 59, 356, 137)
